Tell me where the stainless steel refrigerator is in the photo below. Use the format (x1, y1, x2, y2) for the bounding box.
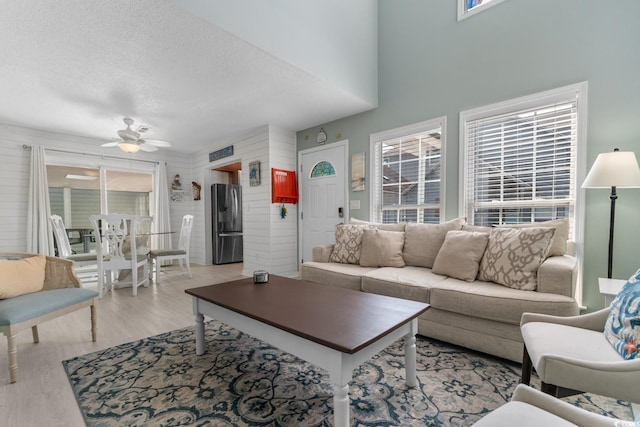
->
(212, 184, 243, 264)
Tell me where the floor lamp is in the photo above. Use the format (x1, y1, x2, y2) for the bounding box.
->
(582, 148, 640, 278)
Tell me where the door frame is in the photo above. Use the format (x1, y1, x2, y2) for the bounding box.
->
(298, 140, 349, 265)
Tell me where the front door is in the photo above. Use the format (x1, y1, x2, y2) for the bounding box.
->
(299, 141, 348, 264)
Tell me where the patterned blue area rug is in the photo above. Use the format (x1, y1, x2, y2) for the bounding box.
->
(63, 321, 632, 426)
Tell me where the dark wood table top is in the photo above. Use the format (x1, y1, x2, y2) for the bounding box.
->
(186, 275, 429, 354)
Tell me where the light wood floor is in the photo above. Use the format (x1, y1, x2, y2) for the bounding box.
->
(0, 263, 245, 427)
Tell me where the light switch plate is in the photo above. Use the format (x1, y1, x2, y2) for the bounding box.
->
(350, 200, 360, 210)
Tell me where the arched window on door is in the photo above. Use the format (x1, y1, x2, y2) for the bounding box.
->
(310, 161, 336, 178)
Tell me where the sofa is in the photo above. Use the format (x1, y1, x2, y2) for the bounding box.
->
(300, 218, 579, 362)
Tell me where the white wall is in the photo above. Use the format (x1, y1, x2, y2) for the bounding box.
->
(191, 125, 298, 277)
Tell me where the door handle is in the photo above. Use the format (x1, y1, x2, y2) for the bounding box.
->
(338, 207, 344, 218)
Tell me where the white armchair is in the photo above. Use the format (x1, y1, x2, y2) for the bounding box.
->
(472, 384, 628, 427)
(521, 309, 640, 404)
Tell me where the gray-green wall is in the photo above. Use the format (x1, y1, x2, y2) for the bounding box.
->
(297, 0, 640, 312)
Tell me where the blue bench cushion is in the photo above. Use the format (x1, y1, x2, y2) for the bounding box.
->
(0, 288, 99, 326)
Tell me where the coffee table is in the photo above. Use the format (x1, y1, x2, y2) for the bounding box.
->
(185, 275, 429, 427)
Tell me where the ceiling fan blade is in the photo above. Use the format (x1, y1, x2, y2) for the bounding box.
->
(101, 141, 120, 147)
(139, 143, 158, 152)
(141, 139, 171, 147)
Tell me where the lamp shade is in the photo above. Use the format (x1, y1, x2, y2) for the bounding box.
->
(582, 151, 640, 188)
(118, 142, 141, 153)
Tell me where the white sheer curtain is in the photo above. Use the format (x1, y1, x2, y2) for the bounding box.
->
(153, 162, 172, 255)
(27, 145, 55, 255)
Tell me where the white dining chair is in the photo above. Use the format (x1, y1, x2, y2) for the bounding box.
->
(89, 214, 150, 297)
(149, 214, 193, 282)
(49, 215, 98, 284)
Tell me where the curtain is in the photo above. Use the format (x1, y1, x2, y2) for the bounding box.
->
(27, 145, 55, 255)
(153, 162, 172, 256)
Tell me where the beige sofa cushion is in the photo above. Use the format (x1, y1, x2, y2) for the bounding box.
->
(359, 229, 405, 268)
(430, 277, 579, 325)
(300, 261, 377, 291)
(479, 227, 555, 291)
(329, 224, 374, 264)
(403, 218, 465, 268)
(497, 218, 569, 257)
(0, 255, 46, 299)
(432, 231, 489, 282)
(362, 266, 448, 304)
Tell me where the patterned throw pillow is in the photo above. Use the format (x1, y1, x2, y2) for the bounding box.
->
(329, 224, 374, 264)
(604, 269, 640, 360)
(478, 227, 555, 291)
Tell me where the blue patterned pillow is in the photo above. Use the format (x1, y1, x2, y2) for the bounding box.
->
(604, 268, 640, 360)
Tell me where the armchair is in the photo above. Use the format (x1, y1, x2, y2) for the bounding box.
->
(521, 309, 640, 404)
(472, 384, 628, 426)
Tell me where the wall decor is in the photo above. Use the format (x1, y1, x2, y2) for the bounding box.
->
(209, 145, 234, 162)
(192, 181, 201, 201)
(351, 152, 365, 192)
(249, 161, 261, 186)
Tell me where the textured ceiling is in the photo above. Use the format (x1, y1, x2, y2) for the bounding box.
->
(0, 0, 374, 154)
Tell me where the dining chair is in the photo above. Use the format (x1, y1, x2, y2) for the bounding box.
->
(89, 214, 150, 297)
(49, 215, 98, 284)
(149, 214, 193, 283)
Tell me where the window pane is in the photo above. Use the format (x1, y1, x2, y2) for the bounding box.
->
(464, 94, 578, 240)
(375, 123, 443, 224)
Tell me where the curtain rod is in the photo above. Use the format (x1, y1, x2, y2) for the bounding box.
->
(21, 144, 161, 165)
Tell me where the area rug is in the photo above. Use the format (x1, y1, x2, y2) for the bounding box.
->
(63, 320, 632, 426)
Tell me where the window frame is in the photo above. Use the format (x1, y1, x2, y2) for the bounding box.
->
(457, 0, 507, 21)
(459, 82, 588, 302)
(370, 116, 447, 224)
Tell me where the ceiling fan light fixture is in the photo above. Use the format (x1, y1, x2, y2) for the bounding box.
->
(118, 141, 141, 153)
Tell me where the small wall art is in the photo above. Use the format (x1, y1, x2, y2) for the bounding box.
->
(249, 161, 261, 186)
(351, 152, 365, 192)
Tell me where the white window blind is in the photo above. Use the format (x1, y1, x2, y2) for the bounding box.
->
(371, 118, 445, 224)
(463, 98, 578, 236)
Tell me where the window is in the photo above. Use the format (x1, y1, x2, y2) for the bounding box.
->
(371, 117, 446, 224)
(457, 0, 507, 21)
(460, 82, 588, 241)
(310, 161, 336, 177)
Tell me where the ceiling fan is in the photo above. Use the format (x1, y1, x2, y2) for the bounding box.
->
(101, 118, 171, 153)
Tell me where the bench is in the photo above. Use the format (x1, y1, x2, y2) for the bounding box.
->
(0, 252, 98, 383)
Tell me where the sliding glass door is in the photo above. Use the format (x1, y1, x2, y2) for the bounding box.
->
(47, 163, 153, 254)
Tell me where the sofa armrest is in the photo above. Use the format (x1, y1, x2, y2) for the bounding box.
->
(521, 308, 610, 331)
(312, 244, 334, 263)
(537, 254, 577, 297)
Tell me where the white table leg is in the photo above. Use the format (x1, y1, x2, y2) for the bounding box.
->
(332, 383, 350, 427)
(195, 312, 205, 356)
(404, 320, 418, 387)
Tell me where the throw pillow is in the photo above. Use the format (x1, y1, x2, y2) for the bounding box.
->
(359, 229, 406, 268)
(403, 218, 465, 268)
(432, 231, 490, 282)
(497, 218, 569, 257)
(0, 255, 47, 299)
(604, 268, 640, 360)
(478, 227, 555, 291)
(329, 224, 374, 264)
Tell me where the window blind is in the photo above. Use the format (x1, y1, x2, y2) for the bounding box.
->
(372, 120, 443, 224)
(463, 100, 577, 233)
